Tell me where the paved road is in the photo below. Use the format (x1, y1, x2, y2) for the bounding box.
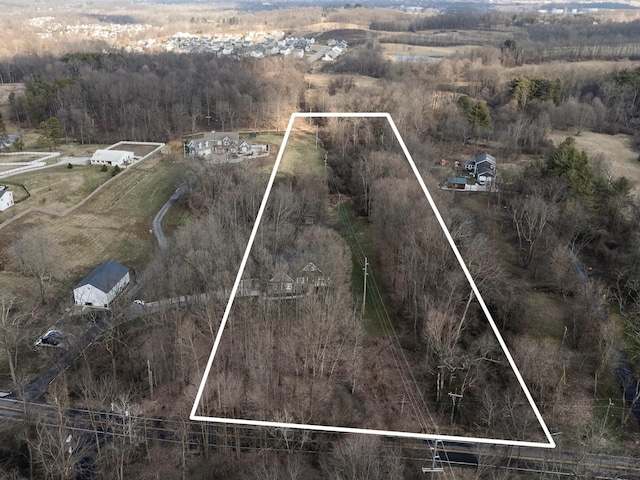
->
(1, 396, 640, 478)
(152, 184, 185, 249)
(307, 46, 332, 63)
(24, 290, 247, 402)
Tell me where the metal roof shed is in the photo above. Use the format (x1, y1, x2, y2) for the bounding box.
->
(73, 260, 130, 307)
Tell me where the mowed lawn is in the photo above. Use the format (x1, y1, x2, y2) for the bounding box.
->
(0, 158, 182, 286)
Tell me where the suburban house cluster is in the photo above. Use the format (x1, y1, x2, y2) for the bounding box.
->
(159, 31, 347, 62)
(0, 186, 14, 211)
(186, 132, 269, 159)
(314, 40, 349, 63)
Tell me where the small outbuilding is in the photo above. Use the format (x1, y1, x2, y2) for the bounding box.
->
(446, 177, 467, 190)
(73, 260, 130, 307)
(0, 186, 14, 211)
(90, 149, 134, 167)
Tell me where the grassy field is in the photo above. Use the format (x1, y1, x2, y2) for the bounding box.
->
(0, 157, 183, 288)
(0, 154, 44, 163)
(252, 129, 325, 178)
(306, 72, 382, 90)
(278, 130, 325, 176)
(0, 165, 111, 222)
(380, 43, 481, 60)
(548, 131, 640, 192)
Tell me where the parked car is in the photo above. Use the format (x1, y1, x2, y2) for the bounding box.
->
(37, 330, 66, 347)
(134, 299, 145, 305)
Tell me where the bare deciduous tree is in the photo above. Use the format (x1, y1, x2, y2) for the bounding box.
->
(507, 194, 556, 269)
(321, 435, 404, 480)
(0, 295, 36, 387)
(10, 230, 60, 304)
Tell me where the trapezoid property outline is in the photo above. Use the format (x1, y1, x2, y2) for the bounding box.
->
(190, 112, 556, 449)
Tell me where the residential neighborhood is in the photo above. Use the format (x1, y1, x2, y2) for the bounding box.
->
(159, 31, 347, 62)
(23, 15, 348, 62)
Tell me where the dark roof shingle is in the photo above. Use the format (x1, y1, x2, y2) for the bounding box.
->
(75, 260, 129, 293)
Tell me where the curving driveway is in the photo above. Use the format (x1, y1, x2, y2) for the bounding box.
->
(152, 184, 185, 249)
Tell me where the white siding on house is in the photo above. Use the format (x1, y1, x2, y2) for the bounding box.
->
(73, 261, 130, 307)
(0, 189, 14, 211)
(73, 271, 130, 307)
(73, 284, 110, 307)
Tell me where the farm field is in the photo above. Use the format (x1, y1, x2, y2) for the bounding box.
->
(0, 165, 111, 222)
(0, 157, 183, 285)
(380, 43, 481, 60)
(306, 72, 382, 90)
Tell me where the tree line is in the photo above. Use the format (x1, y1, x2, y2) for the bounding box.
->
(371, 13, 640, 64)
(2, 52, 306, 144)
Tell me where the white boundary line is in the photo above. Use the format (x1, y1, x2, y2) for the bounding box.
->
(190, 112, 556, 449)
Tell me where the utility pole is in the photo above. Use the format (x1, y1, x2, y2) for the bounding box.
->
(362, 257, 368, 319)
(421, 440, 444, 475)
(448, 392, 463, 424)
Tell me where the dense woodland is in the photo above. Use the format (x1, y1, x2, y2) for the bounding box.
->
(2, 5, 640, 478)
(0, 54, 305, 142)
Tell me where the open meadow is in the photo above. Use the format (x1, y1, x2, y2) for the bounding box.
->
(549, 131, 640, 191)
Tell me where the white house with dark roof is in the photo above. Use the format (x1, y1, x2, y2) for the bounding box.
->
(73, 260, 130, 307)
(0, 186, 14, 211)
(90, 149, 134, 167)
(465, 152, 497, 185)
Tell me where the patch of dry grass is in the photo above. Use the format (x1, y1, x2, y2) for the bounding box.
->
(0, 165, 110, 221)
(381, 43, 482, 60)
(549, 130, 640, 191)
(276, 129, 324, 177)
(306, 72, 382, 90)
(115, 143, 159, 157)
(0, 158, 182, 287)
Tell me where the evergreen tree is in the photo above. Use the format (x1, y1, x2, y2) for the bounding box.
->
(546, 137, 594, 196)
(468, 102, 491, 128)
(39, 116, 63, 151)
(0, 112, 7, 145)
